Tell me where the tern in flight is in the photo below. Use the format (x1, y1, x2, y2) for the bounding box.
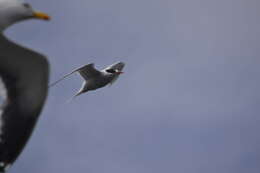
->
(0, 0, 50, 171)
(50, 62, 125, 98)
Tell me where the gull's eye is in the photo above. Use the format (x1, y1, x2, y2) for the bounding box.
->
(23, 3, 31, 8)
(106, 69, 116, 73)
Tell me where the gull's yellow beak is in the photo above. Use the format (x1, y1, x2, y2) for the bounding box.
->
(33, 11, 51, 20)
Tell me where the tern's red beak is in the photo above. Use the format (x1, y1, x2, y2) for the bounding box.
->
(117, 71, 124, 75)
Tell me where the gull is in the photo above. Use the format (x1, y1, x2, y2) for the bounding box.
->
(0, 0, 50, 172)
(50, 62, 125, 98)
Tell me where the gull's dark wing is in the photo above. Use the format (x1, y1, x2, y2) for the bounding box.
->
(49, 63, 100, 87)
(0, 34, 49, 172)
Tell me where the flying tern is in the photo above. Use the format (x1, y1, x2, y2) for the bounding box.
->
(50, 62, 125, 98)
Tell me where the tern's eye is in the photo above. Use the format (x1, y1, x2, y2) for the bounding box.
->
(106, 69, 116, 73)
(23, 3, 31, 8)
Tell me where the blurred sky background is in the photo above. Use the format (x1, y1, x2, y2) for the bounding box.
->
(4, 0, 260, 172)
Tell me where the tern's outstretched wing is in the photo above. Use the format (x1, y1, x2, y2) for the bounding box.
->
(76, 63, 101, 80)
(0, 34, 49, 172)
(104, 62, 125, 72)
(49, 63, 101, 87)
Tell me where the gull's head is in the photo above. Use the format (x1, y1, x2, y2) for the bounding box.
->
(0, 0, 50, 31)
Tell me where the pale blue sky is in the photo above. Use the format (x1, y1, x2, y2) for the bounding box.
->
(5, 0, 260, 172)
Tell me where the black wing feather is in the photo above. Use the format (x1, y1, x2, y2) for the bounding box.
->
(0, 34, 49, 172)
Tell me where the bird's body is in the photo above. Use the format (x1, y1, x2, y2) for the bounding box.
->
(0, 0, 50, 171)
(85, 74, 113, 90)
(50, 62, 125, 98)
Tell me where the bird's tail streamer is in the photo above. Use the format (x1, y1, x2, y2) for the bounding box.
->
(66, 90, 85, 103)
